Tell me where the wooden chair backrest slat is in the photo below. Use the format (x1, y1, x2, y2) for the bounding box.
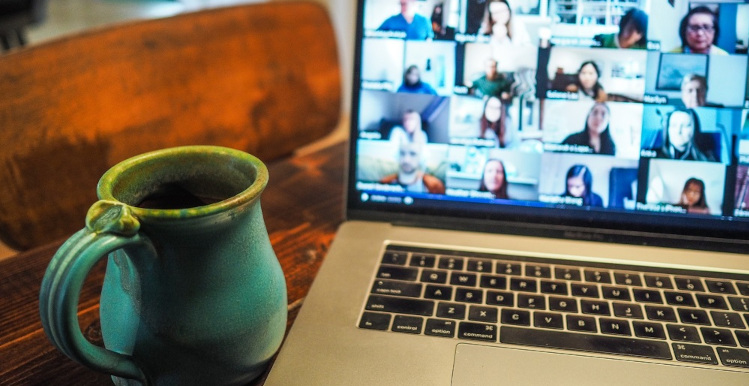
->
(0, 1, 341, 250)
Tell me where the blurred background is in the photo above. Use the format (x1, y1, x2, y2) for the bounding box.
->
(14, 0, 354, 112)
(0, 0, 354, 259)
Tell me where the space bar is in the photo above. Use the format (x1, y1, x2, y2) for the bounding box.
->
(500, 327, 672, 360)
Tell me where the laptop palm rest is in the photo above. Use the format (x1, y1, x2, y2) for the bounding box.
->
(451, 343, 746, 385)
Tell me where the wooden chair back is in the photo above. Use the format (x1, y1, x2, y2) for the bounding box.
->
(0, 1, 341, 250)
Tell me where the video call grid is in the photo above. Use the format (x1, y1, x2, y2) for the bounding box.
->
(354, 0, 749, 219)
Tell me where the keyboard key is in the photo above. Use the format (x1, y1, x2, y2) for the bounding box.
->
(466, 259, 492, 273)
(439, 256, 464, 270)
(664, 291, 695, 307)
(501, 326, 671, 360)
(645, 306, 677, 322)
(644, 275, 673, 289)
(705, 280, 736, 295)
(549, 296, 578, 313)
(677, 308, 711, 325)
(480, 275, 507, 290)
(365, 295, 434, 316)
(410, 254, 436, 268)
(517, 294, 545, 309)
(458, 322, 497, 342)
(711, 311, 746, 329)
(700, 327, 736, 346)
(501, 309, 531, 326)
(667, 324, 701, 343)
(424, 319, 456, 338)
(420, 270, 447, 284)
(735, 331, 749, 348)
(555, 267, 581, 281)
(424, 285, 452, 301)
(391, 315, 423, 334)
(486, 291, 514, 307)
(436, 302, 466, 320)
(382, 251, 408, 265)
(377, 266, 418, 281)
(614, 272, 643, 287)
(567, 315, 597, 333)
(728, 297, 749, 312)
(450, 272, 477, 287)
(540, 280, 568, 295)
(600, 318, 631, 336)
(613, 303, 643, 319)
(469, 306, 498, 323)
(496, 261, 521, 275)
(584, 269, 611, 284)
(716, 347, 749, 368)
(372, 280, 423, 297)
(696, 294, 728, 310)
(633, 289, 662, 304)
(510, 278, 538, 293)
(571, 283, 599, 298)
(526, 264, 551, 278)
(455, 288, 483, 303)
(534, 312, 564, 329)
(633, 321, 666, 340)
(672, 343, 718, 365)
(369, 249, 749, 370)
(359, 312, 391, 330)
(602, 286, 630, 301)
(674, 277, 705, 292)
(581, 300, 610, 316)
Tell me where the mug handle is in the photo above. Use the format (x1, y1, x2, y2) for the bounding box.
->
(39, 201, 153, 383)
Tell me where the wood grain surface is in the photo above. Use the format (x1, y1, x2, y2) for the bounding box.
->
(0, 1, 341, 251)
(0, 141, 346, 385)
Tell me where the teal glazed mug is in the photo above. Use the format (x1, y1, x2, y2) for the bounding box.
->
(39, 146, 287, 386)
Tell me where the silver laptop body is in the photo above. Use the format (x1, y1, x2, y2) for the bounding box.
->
(266, 1, 749, 384)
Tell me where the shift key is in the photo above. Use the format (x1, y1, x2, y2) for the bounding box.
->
(366, 295, 434, 316)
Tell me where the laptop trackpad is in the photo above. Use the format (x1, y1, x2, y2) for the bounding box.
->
(451, 343, 740, 385)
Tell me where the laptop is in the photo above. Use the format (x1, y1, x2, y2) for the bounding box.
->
(265, 0, 749, 384)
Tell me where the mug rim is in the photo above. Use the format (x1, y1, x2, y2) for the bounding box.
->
(97, 145, 268, 220)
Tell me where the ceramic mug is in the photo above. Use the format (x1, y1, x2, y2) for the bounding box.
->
(39, 146, 287, 386)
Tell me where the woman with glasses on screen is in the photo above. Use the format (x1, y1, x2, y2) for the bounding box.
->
(671, 6, 727, 55)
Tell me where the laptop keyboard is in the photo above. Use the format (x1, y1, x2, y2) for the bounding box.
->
(358, 245, 749, 370)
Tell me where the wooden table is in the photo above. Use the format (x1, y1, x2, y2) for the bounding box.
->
(0, 141, 347, 385)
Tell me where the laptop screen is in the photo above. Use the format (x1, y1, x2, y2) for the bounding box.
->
(347, 0, 749, 246)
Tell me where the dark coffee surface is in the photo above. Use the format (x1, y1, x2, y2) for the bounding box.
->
(136, 184, 224, 209)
